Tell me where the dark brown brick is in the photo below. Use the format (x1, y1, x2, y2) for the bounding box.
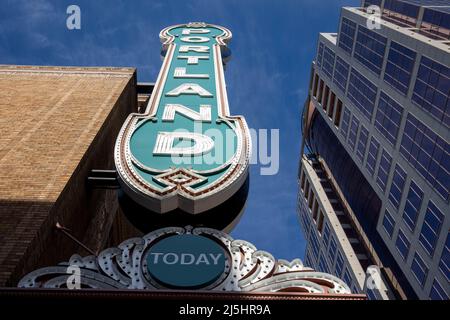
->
(0, 65, 141, 286)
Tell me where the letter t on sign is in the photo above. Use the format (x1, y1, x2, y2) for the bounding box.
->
(177, 55, 209, 65)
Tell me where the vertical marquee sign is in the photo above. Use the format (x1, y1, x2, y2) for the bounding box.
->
(115, 23, 251, 216)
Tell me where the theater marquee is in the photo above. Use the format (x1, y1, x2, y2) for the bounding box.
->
(13, 23, 361, 301)
(19, 226, 351, 294)
(114, 22, 251, 215)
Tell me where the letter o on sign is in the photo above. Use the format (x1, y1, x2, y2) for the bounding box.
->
(146, 234, 227, 289)
(162, 253, 178, 264)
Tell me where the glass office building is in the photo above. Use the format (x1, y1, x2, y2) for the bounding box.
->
(299, 0, 449, 300)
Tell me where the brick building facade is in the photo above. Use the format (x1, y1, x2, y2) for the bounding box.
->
(0, 65, 142, 286)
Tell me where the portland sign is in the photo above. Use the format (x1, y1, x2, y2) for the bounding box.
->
(114, 22, 251, 220)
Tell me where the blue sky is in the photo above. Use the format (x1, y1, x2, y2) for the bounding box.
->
(0, 0, 359, 261)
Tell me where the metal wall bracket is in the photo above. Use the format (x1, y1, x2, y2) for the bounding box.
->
(87, 169, 120, 189)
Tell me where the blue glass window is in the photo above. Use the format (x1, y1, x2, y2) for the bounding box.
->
(438, 232, 449, 282)
(376, 149, 392, 192)
(328, 237, 337, 263)
(419, 201, 444, 257)
(396, 229, 410, 260)
(374, 92, 403, 146)
(310, 230, 321, 258)
(400, 113, 450, 201)
(382, 209, 395, 237)
(423, 7, 450, 30)
(340, 108, 351, 139)
(343, 269, 353, 288)
(322, 46, 335, 79)
(411, 253, 428, 287)
(348, 116, 360, 151)
(316, 42, 324, 68)
(429, 279, 448, 300)
(366, 137, 380, 177)
(388, 164, 407, 210)
(335, 251, 344, 276)
(347, 68, 378, 120)
(384, 0, 419, 19)
(351, 284, 359, 294)
(338, 18, 356, 54)
(402, 180, 424, 232)
(356, 126, 369, 163)
(333, 56, 350, 94)
(366, 288, 378, 300)
(364, 0, 382, 7)
(300, 200, 311, 238)
(323, 222, 331, 247)
(319, 254, 330, 273)
(305, 248, 315, 268)
(384, 41, 416, 95)
(354, 25, 387, 75)
(412, 56, 450, 128)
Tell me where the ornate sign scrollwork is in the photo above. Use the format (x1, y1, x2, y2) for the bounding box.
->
(19, 226, 351, 295)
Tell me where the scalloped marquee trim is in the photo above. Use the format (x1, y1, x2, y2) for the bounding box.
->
(19, 226, 351, 295)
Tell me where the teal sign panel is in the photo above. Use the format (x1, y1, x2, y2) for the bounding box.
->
(146, 234, 226, 289)
(115, 22, 251, 215)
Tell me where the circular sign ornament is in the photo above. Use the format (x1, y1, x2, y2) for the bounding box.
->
(146, 234, 226, 289)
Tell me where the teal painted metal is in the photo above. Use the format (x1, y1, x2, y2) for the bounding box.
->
(146, 234, 226, 289)
(115, 22, 251, 215)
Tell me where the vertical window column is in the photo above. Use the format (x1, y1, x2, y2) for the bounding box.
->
(322, 46, 336, 79)
(333, 56, 350, 94)
(396, 229, 411, 261)
(384, 41, 416, 95)
(438, 233, 449, 283)
(374, 92, 403, 146)
(316, 42, 324, 68)
(376, 149, 393, 192)
(382, 209, 395, 237)
(400, 113, 450, 201)
(354, 25, 387, 75)
(356, 126, 369, 163)
(348, 116, 360, 151)
(412, 56, 450, 128)
(338, 18, 356, 55)
(347, 68, 378, 120)
(388, 164, 407, 211)
(366, 137, 380, 177)
(411, 253, 428, 287)
(340, 108, 351, 139)
(419, 201, 444, 257)
(402, 180, 424, 232)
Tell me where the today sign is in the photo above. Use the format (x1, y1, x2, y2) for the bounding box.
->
(149, 252, 223, 266)
(146, 234, 227, 289)
(115, 22, 251, 215)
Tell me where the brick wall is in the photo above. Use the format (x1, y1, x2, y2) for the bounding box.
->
(0, 65, 138, 286)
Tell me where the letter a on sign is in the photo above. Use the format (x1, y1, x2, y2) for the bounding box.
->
(114, 22, 251, 217)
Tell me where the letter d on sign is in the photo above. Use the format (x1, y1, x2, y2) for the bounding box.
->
(181, 253, 195, 265)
